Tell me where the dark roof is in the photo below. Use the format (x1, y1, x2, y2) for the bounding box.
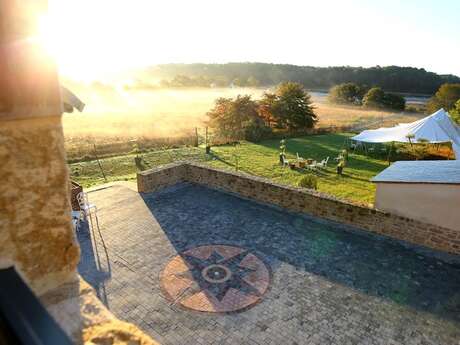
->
(371, 160, 460, 184)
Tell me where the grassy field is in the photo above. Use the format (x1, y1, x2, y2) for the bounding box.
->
(207, 134, 386, 205)
(70, 133, 391, 205)
(65, 86, 429, 204)
(69, 147, 210, 187)
(63, 86, 424, 161)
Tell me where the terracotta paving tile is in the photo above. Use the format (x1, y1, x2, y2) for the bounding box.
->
(161, 245, 271, 313)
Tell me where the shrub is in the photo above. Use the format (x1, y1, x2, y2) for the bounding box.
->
(244, 120, 273, 142)
(362, 87, 385, 108)
(298, 174, 318, 190)
(406, 104, 425, 113)
(383, 93, 406, 110)
(82, 154, 94, 162)
(328, 83, 367, 105)
(426, 83, 460, 114)
(134, 156, 147, 171)
(362, 87, 406, 110)
(450, 99, 460, 124)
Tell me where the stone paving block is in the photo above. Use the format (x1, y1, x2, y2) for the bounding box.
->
(79, 184, 460, 345)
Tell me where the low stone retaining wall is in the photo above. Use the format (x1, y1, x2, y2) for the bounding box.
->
(137, 162, 460, 255)
(137, 162, 187, 193)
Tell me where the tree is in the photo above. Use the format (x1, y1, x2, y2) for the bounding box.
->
(263, 82, 317, 130)
(383, 93, 406, 110)
(246, 76, 260, 87)
(159, 79, 170, 88)
(170, 75, 194, 87)
(258, 92, 277, 127)
(427, 83, 460, 113)
(362, 87, 386, 108)
(145, 63, 460, 94)
(450, 99, 460, 124)
(207, 95, 270, 141)
(328, 83, 366, 105)
(362, 87, 406, 110)
(232, 78, 245, 87)
(213, 75, 230, 87)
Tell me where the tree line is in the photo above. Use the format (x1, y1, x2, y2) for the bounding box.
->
(207, 82, 316, 141)
(207, 81, 460, 143)
(328, 82, 460, 119)
(146, 63, 460, 94)
(159, 74, 260, 88)
(426, 83, 460, 120)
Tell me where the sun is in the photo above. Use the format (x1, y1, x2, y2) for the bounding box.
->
(37, 13, 102, 81)
(36, 0, 156, 82)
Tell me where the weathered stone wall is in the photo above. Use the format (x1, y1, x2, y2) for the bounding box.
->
(0, 117, 80, 294)
(0, 116, 159, 344)
(137, 162, 187, 193)
(137, 162, 460, 255)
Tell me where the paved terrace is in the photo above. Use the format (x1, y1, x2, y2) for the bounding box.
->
(78, 183, 460, 345)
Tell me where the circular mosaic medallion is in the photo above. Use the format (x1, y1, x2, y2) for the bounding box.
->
(160, 245, 270, 313)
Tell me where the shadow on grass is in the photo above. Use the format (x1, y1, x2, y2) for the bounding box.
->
(339, 172, 373, 183)
(208, 151, 235, 168)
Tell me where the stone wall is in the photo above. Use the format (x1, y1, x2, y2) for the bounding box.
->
(0, 116, 81, 295)
(137, 162, 187, 193)
(0, 0, 78, 295)
(137, 162, 460, 255)
(0, 117, 159, 343)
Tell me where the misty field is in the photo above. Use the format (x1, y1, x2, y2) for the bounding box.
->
(63, 86, 424, 161)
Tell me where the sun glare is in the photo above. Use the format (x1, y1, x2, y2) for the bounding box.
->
(37, 0, 154, 82)
(36, 0, 460, 81)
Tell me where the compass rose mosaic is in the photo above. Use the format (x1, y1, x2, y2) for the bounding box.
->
(160, 245, 271, 313)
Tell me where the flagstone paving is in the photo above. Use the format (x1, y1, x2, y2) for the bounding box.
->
(78, 183, 460, 345)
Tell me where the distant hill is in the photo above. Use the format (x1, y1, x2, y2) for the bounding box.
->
(142, 63, 460, 95)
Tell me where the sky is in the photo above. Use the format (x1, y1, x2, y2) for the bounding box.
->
(39, 0, 460, 81)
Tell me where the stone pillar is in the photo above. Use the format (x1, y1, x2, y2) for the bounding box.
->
(0, 4, 160, 343)
(0, 0, 80, 295)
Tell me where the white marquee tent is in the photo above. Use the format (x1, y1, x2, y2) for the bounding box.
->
(351, 109, 460, 159)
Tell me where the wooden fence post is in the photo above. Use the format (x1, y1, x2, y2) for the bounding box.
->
(93, 143, 107, 181)
(194, 127, 199, 147)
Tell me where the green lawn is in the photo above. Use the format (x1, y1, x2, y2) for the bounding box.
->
(69, 133, 389, 205)
(207, 133, 388, 205)
(69, 147, 211, 187)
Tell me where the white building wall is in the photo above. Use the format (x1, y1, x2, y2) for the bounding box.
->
(375, 183, 460, 231)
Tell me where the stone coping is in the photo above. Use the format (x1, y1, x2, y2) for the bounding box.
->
(137, 162, 460, 255)
(140, 161, 368, 208)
